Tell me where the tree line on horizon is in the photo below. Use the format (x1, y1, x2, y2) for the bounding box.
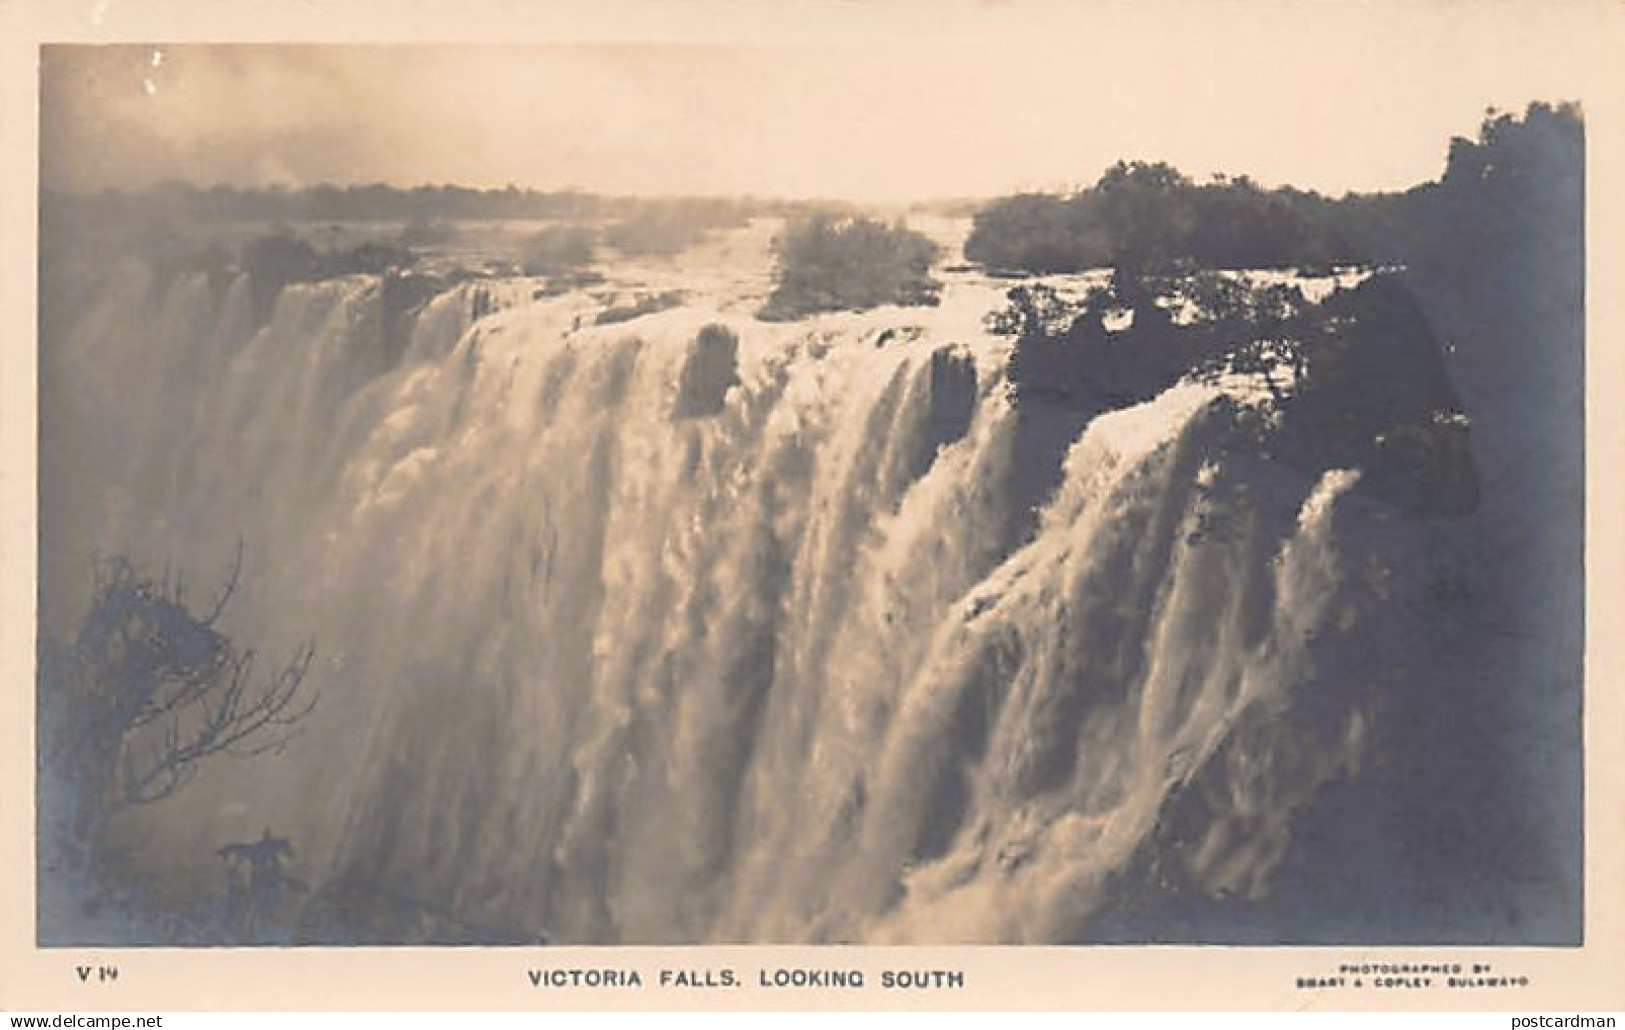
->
(41, 180, 830, 227)
(965, 101, 1582, 276)
(38, 101, 1581, 330)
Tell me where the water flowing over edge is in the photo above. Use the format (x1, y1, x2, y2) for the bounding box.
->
(37, 261, 1481, 943)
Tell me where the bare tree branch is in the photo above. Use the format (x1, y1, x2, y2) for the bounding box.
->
(202, 540, 245, 628)
(46, 550, 318, 831)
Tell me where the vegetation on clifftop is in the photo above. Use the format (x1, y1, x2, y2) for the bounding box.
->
(759, 214, 942, 321)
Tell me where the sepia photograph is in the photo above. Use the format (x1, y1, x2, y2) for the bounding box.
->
(4, 0, 1623, 1013)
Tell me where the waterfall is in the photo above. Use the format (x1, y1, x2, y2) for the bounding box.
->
(40, 262, 1403, 944)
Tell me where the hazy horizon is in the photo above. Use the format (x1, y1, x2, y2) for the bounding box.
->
(39, 6, 1594, 203)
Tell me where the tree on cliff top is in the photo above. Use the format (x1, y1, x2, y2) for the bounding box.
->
(759, 214, 942, 321)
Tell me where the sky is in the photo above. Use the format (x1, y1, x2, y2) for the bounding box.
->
(37, 2, 1600, 201)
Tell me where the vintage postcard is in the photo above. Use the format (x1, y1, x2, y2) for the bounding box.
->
(1, 0, 1622, 1012)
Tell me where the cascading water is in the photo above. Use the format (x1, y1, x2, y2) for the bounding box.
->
(40, 251, 1421, 945)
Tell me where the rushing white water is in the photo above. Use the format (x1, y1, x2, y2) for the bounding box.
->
(41, 254, 1398, 944)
